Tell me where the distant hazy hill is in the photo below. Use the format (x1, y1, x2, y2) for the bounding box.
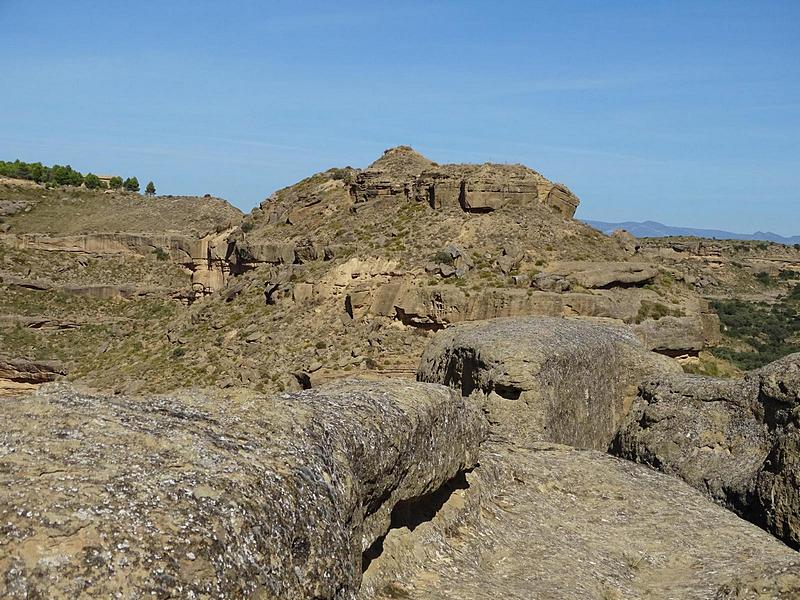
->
(584, 219, 800, 245)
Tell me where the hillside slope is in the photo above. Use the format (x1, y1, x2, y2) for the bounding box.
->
(1, 147, 724, 394)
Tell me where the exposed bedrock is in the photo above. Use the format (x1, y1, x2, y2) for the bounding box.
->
(0, 355, 65, 395)
(361, 442, 800, 600)
(1, 230, 235, 297)
(0, 379, 485, 599)
(417, 316, 679, 449)
(351, 146, 581, 217)
(613, 352, 800, 548)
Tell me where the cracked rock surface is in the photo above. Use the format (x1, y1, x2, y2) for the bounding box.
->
(0, 379, 485, 599)
(362, 442, 800, 599)
(613, 352, 800, 549)
(417, 316, 678, 449)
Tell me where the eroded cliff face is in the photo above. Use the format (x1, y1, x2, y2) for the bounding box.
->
(351, 146, 580, 217)
(1, 229, 237, 300)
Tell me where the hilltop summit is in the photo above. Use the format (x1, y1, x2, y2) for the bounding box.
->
(364, 145, 436, 176)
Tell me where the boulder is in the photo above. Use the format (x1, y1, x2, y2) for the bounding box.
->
(612, 374, 768, 511)
(613, 353, 800, 548)
(417, 317, 678, 449)
(0, 379, 485, 598)
(544, 182, 580, 217)
(567, 262, 659, 289)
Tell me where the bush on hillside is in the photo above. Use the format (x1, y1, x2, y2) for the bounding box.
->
(711, 291, 800, 369)
(84, 173, 101, 190)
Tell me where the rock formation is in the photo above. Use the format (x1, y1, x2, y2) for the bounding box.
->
(362, 441, 800, 599)
(0, 379, 484, 598)
(2, 314, 799, 597)
(352, 146, 581, 217)
(613, 352, 800, 548)
(0, 355, 65, 394)
(418, 317, 679, 449)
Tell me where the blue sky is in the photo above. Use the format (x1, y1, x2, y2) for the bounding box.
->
(1, 1, 798, 234)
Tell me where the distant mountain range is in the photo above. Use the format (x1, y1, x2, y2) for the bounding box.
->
(583, 220, 800, 245)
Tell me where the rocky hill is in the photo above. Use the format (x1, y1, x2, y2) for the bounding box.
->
(2, 149, 799, 598)
(0, 146, 731, 394)
(0, 178, 242, 393)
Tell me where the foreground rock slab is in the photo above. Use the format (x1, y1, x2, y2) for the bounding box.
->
(613, 352, 800, 549)
(418, 316, 678, 449)
(0, 379, 485, 599)
(361, 442, 800, 600)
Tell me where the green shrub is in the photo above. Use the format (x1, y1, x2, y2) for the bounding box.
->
(84, 173, 101, 189)
(153, 247, 170, 261)
(635, 300, 683, 323)
(710, 294, 800, 369)
(754, 271, 774, 286)
(431, 250, 454, 266)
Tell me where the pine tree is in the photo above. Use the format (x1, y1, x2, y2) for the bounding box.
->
(123, 176, 140, 192)
(145, 181, 156, 196)
(84, 173, 101, 189)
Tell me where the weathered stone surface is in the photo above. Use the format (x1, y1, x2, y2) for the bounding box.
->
(369, 283, 649, 327)
(418, 317, 678, 449)
(633, 314, 707, 355)
(350, 146, 580, 218)
(613, 353, 800, 548)
(229, 239, 296, 266)
(567, 261, 659, 289)
(461, 165, 539, 212)
(361, 442, 800, 600)
(0, 355, 65, 394)
(544, 182, 580, 217)
(0, 379, 485, 598)
(352, 146, 434, 203)
(612, 374, 768, 510)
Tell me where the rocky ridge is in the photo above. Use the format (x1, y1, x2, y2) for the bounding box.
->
(3, 317, 799, 598)
(1, 147, 734, 394)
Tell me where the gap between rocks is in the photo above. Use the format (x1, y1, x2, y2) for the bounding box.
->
(361, 468, 472, 573)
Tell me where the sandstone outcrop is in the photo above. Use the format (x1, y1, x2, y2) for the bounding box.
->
(0, 355, 65, 394)
(362, 441, 800, 600)
(418, 316, 678, 448)
(565, 261, 659, 289)
(0, 379, 485, 598)
(633, 314, 707, 355)
(2, 230, 235, 298)
(613, 352, 800, 548)
(350, 146, 581, 217)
